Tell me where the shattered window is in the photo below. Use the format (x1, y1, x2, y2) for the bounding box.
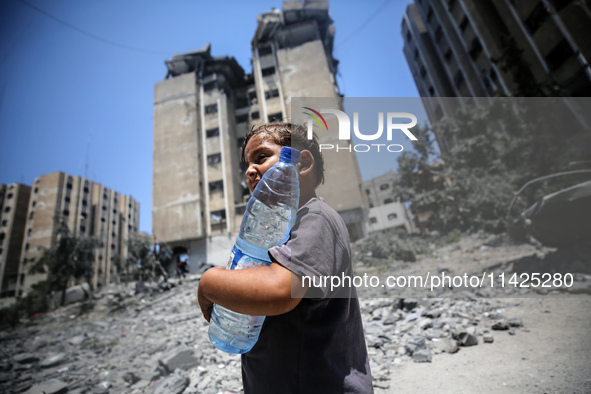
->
(209, 180, 224, 193)
(207, 153, 222, 166)
(262, 66, 275, 77)
(258, 45, 273, 56)
(206, 128, 220, 138)
(211, 209, 226, 224)
(264, 89, 280, 99)
(203, 80, 218, 91)
(268, 113, 282, 122)
(205, 104, 218, 115)
(388, 213, 398, 220)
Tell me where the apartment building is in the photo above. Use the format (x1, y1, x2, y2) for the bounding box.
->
(401, 0, 591, 151)
(153, 0, 368, 265)
(0, 172, 139, 301)
(0, 183, 31, 300)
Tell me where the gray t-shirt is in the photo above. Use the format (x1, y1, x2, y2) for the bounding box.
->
(241, 197, 373, 394)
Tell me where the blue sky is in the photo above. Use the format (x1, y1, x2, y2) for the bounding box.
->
(0, 0, 421, 234)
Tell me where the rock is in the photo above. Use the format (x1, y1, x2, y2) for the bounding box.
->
(431, 338, 458, 354)
(568, 282, 591, 294)
(365, 334, 383, 348)
(13, 353, 38, 364)
(492, 320, 510, 330)
(197, 376, 212, 391)
(424, 328, 446, 339)
(64, 283, 91, 305)
(507, 318, 523, 327)
(404, 336, 426, 355)
(14, 363, 33, 372)
(0, 361, 11, 372)
(417, 317, 433, 330)
(461, 291, 477, 301)
(0, 373, 13, 383)
(404, 312, 422, 322)
(68, 335, 86, 346)
(122, 372, 141, 385)
(453, 330, 478, 347)
(98, 381, 112, 389)
(383, 312, 400, 325)
(458, 333, 478, 346)
(153, 369, 190, 394)
(483, 334, 494, 343)
(39, 353, 67, 369)
(412, 347, 432, 363)
(402, 298, 419, 311)
(158, 345, 199, 373)
(26, 379, 68, 394)
(425, 308, 442, 318)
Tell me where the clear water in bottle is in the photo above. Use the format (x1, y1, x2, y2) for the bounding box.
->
(208, 147, 300, 354)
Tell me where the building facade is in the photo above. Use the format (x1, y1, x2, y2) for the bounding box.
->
(402, 0, 591, 151)
(0, 172, 139, 303)
(363, 171, 415, 235)
(0, 183, 31, 300)
(153, 0, 368, 266)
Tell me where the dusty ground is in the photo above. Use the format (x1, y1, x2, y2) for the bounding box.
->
(380, 296, 591, 393)
(356, 234, 591, 394)
(1, 234, 590, 393)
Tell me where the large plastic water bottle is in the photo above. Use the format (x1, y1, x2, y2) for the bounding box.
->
(208, 146, 301, 354)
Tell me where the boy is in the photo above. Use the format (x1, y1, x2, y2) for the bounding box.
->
(198, 121, 373, 393)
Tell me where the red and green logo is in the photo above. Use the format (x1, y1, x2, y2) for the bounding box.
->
(302, 107, 328, 132)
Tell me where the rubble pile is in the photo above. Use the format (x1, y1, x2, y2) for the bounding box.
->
(0, 233, 589, 393)
(0, 281, 527, 394)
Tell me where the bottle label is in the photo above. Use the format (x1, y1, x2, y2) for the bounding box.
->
(227, 245, 269, 270)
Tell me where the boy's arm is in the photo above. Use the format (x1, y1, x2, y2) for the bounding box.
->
(197, 262, 307, 322)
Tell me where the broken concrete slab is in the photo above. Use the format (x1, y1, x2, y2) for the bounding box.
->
(26, 379, 68, 394)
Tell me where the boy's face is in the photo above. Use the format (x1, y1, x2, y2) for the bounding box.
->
(243, 133, 282, 192)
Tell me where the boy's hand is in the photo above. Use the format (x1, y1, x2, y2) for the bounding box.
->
(197, 262, 307, 320)
(197, 266, 225, 322)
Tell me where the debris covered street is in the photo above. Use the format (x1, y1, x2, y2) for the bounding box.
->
(1, 233, 590, 394)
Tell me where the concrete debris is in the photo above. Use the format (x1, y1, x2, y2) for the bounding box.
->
(153, 369, 190, 394)
(13, 353, 38, 364)
(0, 284, 522, 392)
(507, 318, 523, 327)
(4, 228, 586, 393)
(412, 347, 432, 363)
(455, 331, 479, 347)
(431, 338, 459, 354)
(483, 334, 494, 343)
(492, 320, 510, 330)
(26, 379, 68, 394)
(158, 345, 200, 373)
(39, 353, 67, 369)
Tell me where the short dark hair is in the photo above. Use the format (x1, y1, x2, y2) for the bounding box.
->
(241, 121, 325, 187)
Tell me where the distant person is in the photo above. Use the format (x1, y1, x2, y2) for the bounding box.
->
(177, 258, 188, 280)
(198, 121, 373, 393)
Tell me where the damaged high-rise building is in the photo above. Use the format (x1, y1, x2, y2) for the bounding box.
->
(401, 0, 591, 152)
(153, 1, 368, 265)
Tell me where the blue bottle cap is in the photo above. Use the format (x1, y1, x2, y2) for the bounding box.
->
(280, 147, 301, 164)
